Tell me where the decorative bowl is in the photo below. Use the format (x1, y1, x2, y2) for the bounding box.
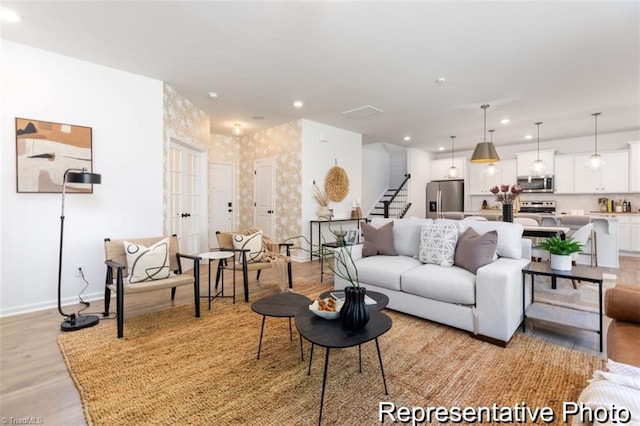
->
(309, 298, 344, 320)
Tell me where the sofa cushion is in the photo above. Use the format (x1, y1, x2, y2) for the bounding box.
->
(371, 218, 431, 257)
(354, 255, 422, 291)
(462, 221, 523, 259)
(418, 222, 459, 266)
(454, 228, 498, 274)
(362, 222, 398, 257)
(401, 264, 476, 305)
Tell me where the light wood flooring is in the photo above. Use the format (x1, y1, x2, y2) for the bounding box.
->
(0, 257, 638, 425)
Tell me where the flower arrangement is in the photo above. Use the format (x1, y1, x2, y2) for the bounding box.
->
(312, 184, 330, 207)
(490, 184, 523, 205)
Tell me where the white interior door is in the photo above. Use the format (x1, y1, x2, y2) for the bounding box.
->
(209, 162, 234, 247)
(168, 141, 206, 256)
(254, 157, 275, 237)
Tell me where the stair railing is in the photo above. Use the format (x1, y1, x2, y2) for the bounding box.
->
(383, 173, 411, 218)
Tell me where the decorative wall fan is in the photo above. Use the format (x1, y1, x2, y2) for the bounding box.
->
(324, 165, 349, 202)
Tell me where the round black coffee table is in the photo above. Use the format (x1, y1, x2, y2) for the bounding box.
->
(295, 308, 392, 425)
(319, 288, 389, 311)
(251, 292, 311, 360)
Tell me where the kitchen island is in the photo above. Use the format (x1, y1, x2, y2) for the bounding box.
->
(461, 212, 621, 268)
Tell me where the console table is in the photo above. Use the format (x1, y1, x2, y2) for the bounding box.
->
(309, 218, 367, 262)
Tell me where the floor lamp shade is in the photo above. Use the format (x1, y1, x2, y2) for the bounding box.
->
(58, 168, 102, 332)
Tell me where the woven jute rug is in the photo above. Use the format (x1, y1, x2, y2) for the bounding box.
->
(58, 280, 604, 425)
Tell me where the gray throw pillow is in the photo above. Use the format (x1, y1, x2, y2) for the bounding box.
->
(454, 228, 498, 274)
(362, 222, 398, 257)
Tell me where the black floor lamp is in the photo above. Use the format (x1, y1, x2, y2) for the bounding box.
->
(57, 167, 102, 332)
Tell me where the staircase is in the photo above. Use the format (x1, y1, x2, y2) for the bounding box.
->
(369, 174, 412, 219)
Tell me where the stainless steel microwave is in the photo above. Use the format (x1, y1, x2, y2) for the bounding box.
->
(516, 176, 554, 193)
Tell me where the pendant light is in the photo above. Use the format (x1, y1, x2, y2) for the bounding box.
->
(447, 136, 458, 178)
(470, 104, 500, 163)
(485, 129, 498, 176)
(586, 112, 604, 171)
(529, 122, 546, 176)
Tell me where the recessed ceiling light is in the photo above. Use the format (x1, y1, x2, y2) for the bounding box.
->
(1, 8, 20, 22)
(293, 101, 304, 108)
(524, 134, 533, 140)
(207, 91, 219, 99)
(438, 146, 445, 151)
(403, 136, 411, 141)
(500, 118, 510, 124)
(435, 77, 446, 84)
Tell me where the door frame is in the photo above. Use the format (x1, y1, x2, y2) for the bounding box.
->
(167, 134, 208, 253)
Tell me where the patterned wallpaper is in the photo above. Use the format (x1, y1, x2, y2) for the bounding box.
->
(238, 121, 302, 241)
(162, 83, 210, 234)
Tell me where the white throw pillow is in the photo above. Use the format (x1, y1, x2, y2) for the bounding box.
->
(233, 231, 264, 263)
(418, 222, 459, 267)
(124, 237, 171, 283)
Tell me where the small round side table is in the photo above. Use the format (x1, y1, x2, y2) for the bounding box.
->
(199, 251, 235, 310)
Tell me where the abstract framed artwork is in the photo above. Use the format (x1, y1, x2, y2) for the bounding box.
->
(15, 118, 94, 193)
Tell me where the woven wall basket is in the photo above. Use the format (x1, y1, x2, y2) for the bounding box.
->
(325, 166, 349, 202)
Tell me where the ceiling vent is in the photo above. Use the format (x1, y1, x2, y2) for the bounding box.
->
(341, 105, 384, 119)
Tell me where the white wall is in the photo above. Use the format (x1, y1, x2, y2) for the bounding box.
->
(361, 143, 390, 215)
(1, 40, 164, 316)
(301, 120, 362, 249)
(406, 148, 433, 217)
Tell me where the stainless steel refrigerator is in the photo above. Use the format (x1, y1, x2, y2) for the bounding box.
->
(426, 180, 464, 219)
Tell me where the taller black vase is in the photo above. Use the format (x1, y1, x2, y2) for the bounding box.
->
(340, 286, 369, 330)
(502, 203, 514, 223)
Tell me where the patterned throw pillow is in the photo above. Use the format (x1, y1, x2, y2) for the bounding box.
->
(233, 231, 264, 263)
(124, 237, 171, 283)
(418, 222, 459, 267)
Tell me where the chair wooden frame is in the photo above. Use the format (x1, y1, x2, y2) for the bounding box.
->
(104, 235, 201, 338)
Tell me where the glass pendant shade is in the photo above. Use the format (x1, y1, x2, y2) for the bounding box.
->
(485, 163, 497, 176)
(529, 159, 547, 176)
(586, 153, 604, 171)
(586, 112, 604, 171)
(529, 122, 546, 176)
(447, 135, 458, 178)
(470, 105, 500, 163)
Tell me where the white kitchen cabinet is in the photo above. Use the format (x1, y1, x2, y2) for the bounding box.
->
(502, 160, 517, 186)
(629, 141, 640, 193)
(632, 216, 640, 251)
(573, 151, 629, 193)
(618, 217, 631, 251)
(468, 160, 515, 195)
(554, 155, 574, 194)
(516, 149, 555, 177)
(431, 157, 466, 181)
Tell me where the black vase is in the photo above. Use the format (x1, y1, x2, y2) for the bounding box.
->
(502, 203, 514, 223)
(340, 286, 369, 330)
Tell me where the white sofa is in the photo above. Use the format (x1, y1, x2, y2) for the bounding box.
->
(333, 218, 532, 346)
